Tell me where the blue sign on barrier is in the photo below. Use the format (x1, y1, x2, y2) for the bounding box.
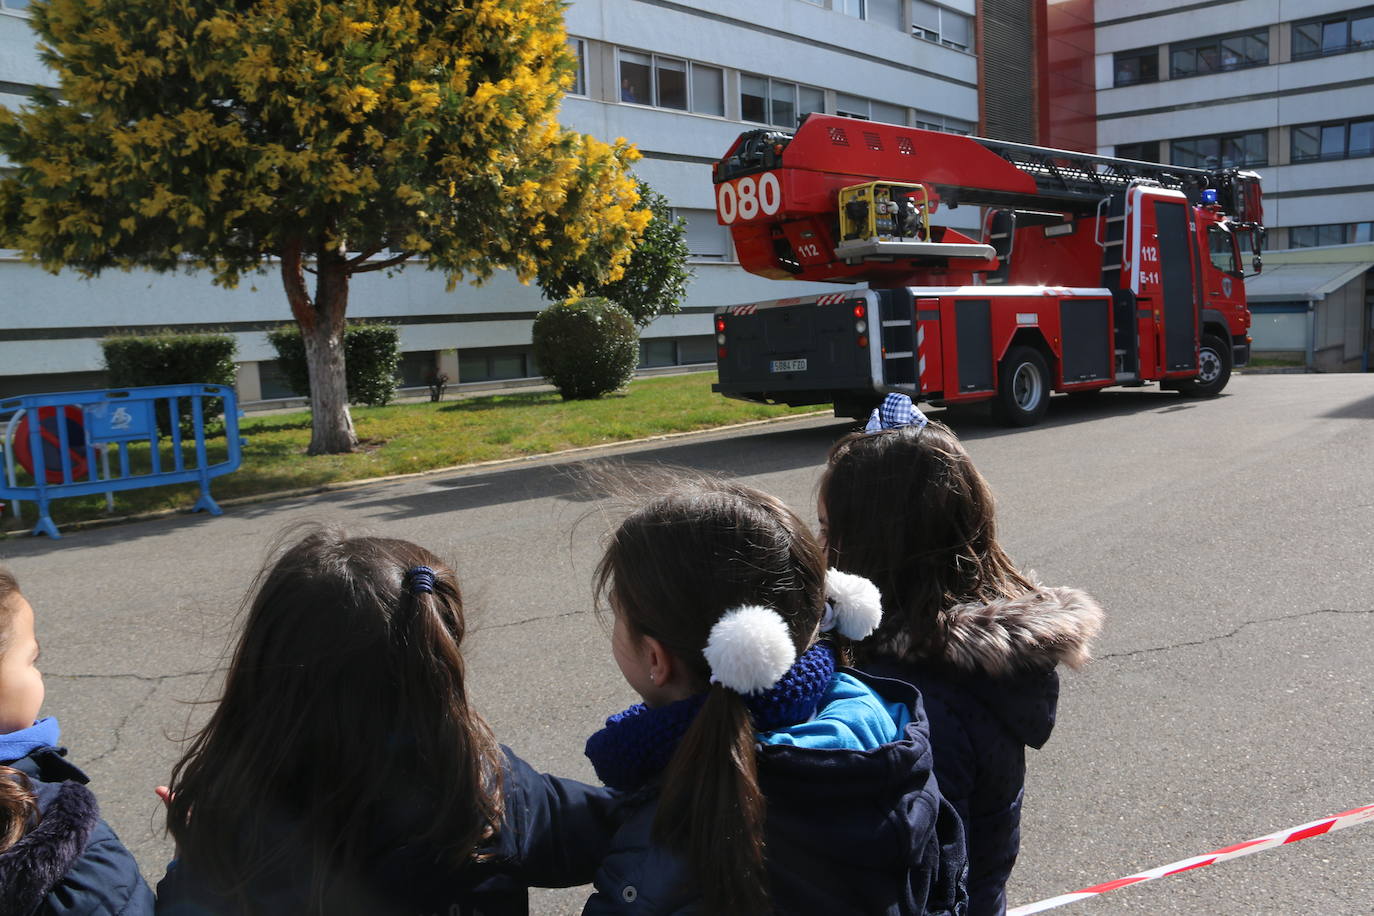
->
(85, 399, 156, 442)
(0, 384, 247, 539)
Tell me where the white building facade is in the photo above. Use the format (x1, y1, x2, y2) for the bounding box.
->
(0, 0, 980, 400)
(1094, 0, 1373, 369)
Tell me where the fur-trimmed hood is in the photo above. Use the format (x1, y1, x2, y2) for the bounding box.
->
(0, 779, 98, 916)
(877, 586, 1105, 678)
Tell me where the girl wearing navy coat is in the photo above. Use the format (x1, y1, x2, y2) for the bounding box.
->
(582, 479, 967, 915)
(819, 398, 1105, 916)
(0, 566, 155, 915)
(155, 528, 622, 916)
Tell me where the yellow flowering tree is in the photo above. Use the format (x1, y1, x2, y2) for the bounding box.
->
(0, 0, 649, 454)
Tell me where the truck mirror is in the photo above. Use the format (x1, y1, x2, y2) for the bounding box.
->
(1249, 253, 1263, 276)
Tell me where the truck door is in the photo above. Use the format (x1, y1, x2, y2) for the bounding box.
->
(1154, 200, 1198, 372)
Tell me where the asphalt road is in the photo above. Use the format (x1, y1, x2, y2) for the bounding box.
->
(2, 372, 1371, 914)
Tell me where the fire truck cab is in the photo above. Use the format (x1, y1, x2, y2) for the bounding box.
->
(710, 114, 1264, 425)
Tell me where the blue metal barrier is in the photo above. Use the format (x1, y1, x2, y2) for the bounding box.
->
(0, 384, 246, 539)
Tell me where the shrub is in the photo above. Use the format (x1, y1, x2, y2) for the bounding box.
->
(266, 322, 401, 407)
(100, 330, 238, 434)
(532, 298, 638, 400)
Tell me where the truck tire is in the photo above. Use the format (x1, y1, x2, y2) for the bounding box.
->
(994, 346, 1051, 426)
(1179, 333, 1232, 397)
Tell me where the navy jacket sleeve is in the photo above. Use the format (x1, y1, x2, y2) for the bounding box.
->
(497, 747, 624, 888)
(44, 819, 157, 915)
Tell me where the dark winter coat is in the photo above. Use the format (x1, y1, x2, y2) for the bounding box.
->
(155, 747, 622, 916)
(865, 587, 1104, 916)
(582, 669, 968, 916)
(0, 746, 156, 916)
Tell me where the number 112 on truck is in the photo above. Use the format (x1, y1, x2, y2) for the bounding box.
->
(710, 114, 1265, 425)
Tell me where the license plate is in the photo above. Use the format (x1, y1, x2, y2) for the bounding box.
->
(770, 359, 807, 373)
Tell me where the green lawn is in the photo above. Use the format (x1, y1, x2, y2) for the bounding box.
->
(2, 372, 823, 531)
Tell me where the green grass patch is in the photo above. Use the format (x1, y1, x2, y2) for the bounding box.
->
(1, 372, 822, 532)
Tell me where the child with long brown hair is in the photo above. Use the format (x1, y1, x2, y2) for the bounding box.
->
(0, 566, 155, 913)
(155, 527, 622, 916)
(819, 397, 1104, 916)
(582, 478, 967, 915)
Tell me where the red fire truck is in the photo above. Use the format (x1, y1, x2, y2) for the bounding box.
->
(710, 114, 1265, 424)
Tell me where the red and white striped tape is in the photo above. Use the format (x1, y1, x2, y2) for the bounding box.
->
(1008, 803, 1374, 915)
(816, 293, 848, 305)
(727, 304, 756, 315)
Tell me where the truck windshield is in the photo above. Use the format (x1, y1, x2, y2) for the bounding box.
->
(1208, 225, 1241, 275)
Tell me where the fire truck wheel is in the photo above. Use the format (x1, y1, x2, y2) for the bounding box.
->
(1180, 333, 1232, 398)
(994, 346, 1050, 427)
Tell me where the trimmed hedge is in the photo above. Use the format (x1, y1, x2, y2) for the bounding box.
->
(265, 322, 401, 407)
(100, 330, 238, 433)
(532, 297, 638, 400)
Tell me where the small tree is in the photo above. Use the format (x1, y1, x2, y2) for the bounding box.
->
(538, 180, 691, 328)
(532, 298, 638, 399)
(0, 0, 649, 454)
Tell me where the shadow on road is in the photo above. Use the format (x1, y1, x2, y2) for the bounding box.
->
(0, 387, 1208, 550)
(1321, 391, 1374, 420)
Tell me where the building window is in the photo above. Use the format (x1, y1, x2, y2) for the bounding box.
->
(1116, 141, 1161, 162)
(911, 1, 972, 51)
(1288, 222, 1374, 247)
(1291, 117, 1374, 162)
(741, 74, 823, 128)
(568, 38, 587, 96)
(913, 111, 974, 134)
(638, 338, 678, 369)
(839, 0, 902, 28)
(1113, 48, 1159, 87)
(457, 348, 533, 384)
(1169, 29, 1268, 78)
(1171, 131, 1267, 168)
(674, 208, 732, 261)
(836, 94, 907, 125)
(396, 350, 439, 389)
(1293, 9, 1374, 59)
(617, 50, 723, 115)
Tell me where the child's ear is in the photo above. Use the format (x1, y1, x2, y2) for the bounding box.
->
(642, 634, 674, 685)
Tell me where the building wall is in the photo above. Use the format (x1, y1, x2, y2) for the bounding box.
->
(1093, 0, 1374, 249)
(0, 0, 984, 399)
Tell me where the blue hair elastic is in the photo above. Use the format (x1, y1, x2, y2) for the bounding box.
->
(407, 566, 436, 596)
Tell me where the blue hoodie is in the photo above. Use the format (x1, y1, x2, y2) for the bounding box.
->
(583, 669, 968, 915)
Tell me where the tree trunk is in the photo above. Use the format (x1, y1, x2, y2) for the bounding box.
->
(282, 240, 359, 455)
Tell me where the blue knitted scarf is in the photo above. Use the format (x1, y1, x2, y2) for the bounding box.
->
(585, 642, 836, 791)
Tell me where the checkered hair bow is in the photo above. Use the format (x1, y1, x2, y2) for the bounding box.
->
(864, 393, 929, 433)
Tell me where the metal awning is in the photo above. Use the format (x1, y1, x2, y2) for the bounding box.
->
(1243, 261, 1373, 303)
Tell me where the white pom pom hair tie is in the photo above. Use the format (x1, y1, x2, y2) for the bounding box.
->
(821, 569, 883, 640)
(702, 605, 797, 695)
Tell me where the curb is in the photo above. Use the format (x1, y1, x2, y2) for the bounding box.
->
(4, 409, 835, 537)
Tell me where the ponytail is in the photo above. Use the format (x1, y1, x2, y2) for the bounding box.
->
(654, 685, 768, 916)
(0, 766, 39, 852)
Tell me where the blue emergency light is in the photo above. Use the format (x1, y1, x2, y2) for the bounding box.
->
(1201, 189, 1219, 205)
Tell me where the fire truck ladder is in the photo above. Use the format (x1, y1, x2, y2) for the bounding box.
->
(935, 137, 1222, 214)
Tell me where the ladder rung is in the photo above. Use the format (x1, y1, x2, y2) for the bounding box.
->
(884, 351, 914, 359)
(1102, 263, 1123, 270)
(1106, 215, 1126, 223)
(882, 320, 910, 327)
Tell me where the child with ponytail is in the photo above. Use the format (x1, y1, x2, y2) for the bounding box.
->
(583, 478, 967, 915)
(820, 394, 1105, 916)
(156, 527, 622, 916)
(0, 566, 154, 914)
